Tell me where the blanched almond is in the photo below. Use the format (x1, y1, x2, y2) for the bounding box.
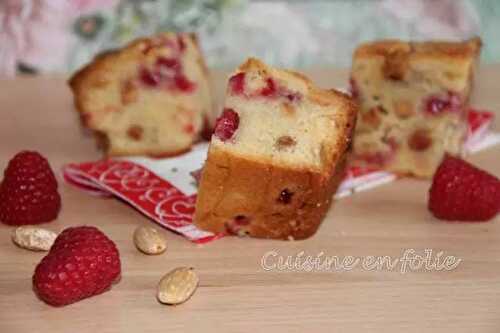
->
(12, 226, 57, 251)
(133, 226, 167, 255)
(157, 267, 199, 305)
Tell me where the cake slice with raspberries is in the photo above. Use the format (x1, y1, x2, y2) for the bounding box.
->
(194, 58, 357, 240)
(351, 37, 481, 177)
(69, 32, 214, 157)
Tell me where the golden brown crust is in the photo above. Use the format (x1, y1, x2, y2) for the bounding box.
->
(354, 37, 482, 82)
(69, 49, 120, 98)
(69, 42, 137, 130)
(354, 36, 482, 61)
(194, 149, 348, 240)
(107, 146, 192, 158)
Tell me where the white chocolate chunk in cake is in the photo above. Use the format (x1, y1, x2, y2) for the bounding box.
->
(351, 37, 481, 177)
(70, 32, 214, 157)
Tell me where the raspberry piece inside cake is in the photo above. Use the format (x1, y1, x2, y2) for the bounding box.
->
(69, 32, 214, 157)
(351, 37, 481, 177)
(214, 108, 240, 141)
(195, 58, 357, 240)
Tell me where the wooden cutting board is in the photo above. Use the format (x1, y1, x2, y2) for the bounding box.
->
(0, 66, 499, 333)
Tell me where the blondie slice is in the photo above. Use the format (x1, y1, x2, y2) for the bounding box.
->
(351, 37, 481, 177)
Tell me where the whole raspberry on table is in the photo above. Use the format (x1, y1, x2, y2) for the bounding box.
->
(33, 226, 121, 306)
(428, 155, 500, 221)
(0, 151, 61, 225)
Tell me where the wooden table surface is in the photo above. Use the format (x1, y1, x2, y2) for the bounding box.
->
(0, 65, 499, 333)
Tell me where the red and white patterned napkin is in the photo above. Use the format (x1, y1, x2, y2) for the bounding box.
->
(63, 109, 499, 243)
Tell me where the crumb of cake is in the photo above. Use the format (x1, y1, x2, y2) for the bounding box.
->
(103, 106, 119, 113)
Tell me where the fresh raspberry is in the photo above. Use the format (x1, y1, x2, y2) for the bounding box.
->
(214, 108, 240, 141)
(33, 226, 121, 306)
(0, 151, 61, 225)
(429, 156, 500, 221)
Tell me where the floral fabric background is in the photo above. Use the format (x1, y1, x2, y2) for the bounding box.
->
(1, 0, 499, 77)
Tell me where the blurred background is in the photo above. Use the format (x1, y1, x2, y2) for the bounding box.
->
(1, 0, 499, 77)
